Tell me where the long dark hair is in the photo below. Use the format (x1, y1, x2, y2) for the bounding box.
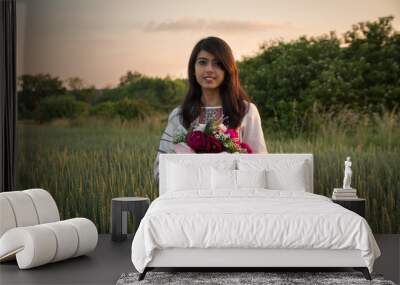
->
(181, 36, 251, 129)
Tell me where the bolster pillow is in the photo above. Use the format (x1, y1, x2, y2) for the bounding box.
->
(0, 218, 98, 269)
(0, 189, 60, 237)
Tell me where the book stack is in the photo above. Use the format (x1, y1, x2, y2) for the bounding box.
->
(332, 188, 358, 200)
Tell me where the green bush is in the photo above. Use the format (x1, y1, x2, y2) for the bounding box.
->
(36, 95, 89, 123)
(89, 101, 117, 118)
(115, 98, 151, 120)
(238, 16, 400, 136)
(89, 99, 154, 120)
(18, 74, 66, 119)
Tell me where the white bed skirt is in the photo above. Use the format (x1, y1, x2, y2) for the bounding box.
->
(148, 248, 366, 268)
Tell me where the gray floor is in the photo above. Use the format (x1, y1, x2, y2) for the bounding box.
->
(0, 234, 399, 285)
(0, 235, 134, 285)
(375, 234, 400, 284)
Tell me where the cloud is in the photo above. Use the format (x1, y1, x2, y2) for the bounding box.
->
(142, 18, 292, 33)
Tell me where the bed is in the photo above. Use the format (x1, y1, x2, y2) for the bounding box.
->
(131, 154, 381, 281)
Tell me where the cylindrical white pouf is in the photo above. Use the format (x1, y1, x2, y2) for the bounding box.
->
(0, 196, 17, 237)
(0, 226, 57, 269)
(65, 218, 98, 257)
(23, 189, 60, 224)
(42, 221, 79, 262)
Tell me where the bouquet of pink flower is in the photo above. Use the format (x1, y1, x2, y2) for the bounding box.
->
(173, 119, 252, 154)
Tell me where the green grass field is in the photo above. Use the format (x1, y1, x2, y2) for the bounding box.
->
(16, 112, 400, 234)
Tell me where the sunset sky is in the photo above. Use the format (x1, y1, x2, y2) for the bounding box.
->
(17, 0, 400, 88)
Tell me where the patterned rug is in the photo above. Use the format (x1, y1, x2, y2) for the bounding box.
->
(116, 271, 396, 285)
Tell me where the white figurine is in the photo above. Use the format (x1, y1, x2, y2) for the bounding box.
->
(342, 156, 352, 189)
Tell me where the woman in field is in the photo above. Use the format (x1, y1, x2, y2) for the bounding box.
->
(154, 36, 267, 181)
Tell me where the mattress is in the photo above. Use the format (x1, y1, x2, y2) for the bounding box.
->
(131, 190, 380, 273)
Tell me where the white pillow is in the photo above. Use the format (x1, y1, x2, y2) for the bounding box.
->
(167, 162, 212, 191)
(265, 162, 307, 191)
(237, 159, 309, 191)
(212, 169, 237, 190)
(236, 169, 267, 189)
(212, 169, 267, 190)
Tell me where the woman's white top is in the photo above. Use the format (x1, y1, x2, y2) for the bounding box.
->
(154, 102, 268, 180)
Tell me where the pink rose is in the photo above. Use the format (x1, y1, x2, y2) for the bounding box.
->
(225, 129, 241, 145)
(225, 129, 238, 139)
(240, 143, 253, 154)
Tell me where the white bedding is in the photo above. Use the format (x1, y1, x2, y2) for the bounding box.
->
(131, 190, 380, 273)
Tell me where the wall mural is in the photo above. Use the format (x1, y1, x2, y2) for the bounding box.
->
(16, 0, 400, 234)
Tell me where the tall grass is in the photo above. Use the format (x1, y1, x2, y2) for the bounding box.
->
(17, 111, 400, 233)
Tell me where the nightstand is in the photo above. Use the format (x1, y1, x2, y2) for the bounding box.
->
(111, 197, 150, 241)
(332, 198, 366, 218)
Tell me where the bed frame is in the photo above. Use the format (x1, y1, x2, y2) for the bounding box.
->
(141, 248, 371, 280)
(139, 154, 371, 280)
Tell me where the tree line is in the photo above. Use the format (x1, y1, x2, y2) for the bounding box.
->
(17, 71, 187, 123)
(238, 16, 399, 134)
(18, 16, 399, 133)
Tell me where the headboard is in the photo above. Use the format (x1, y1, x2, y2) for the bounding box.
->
(159, 153, 314, 196)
